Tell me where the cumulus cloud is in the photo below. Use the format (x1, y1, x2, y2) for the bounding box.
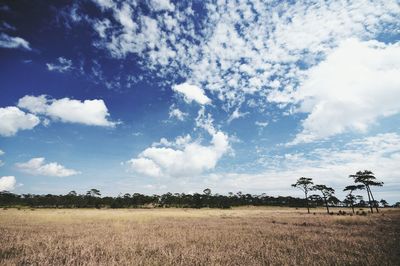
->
(0, 33, 31, 50)
(126, 111, 230, 178)
(289, 39, 400, 144)
(126, 157, 162, 178)
(17, 95, 116, 127)
(17, 95, 48, 114)
(126, 131, 229, 178)
(15, 157, 81, 177)
(172, 83, 211, 105)
(46, 98, 116, 126)
(46, 57, 73, 73)
(0, 176, 16, 191)
(0, 107, 40, 137)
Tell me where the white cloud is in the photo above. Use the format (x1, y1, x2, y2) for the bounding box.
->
(0, 176, 16, 191)
(17, 95, 48, 113)
(0, 150, 4, 156)
(0, 107, 40, 137)
(92, 0, 115, 9)
(46, 57, 73, 73)
(290, 39, 400, 144)
(255, 121, 269, 127)
(0, 33, 31, 50)
(227, 108, 249, 123)
(125, 157, 162, 178)
(172, 83, 211, 105)
(46, 98, 116, 126)
(17, 95, 116, 127)
(149, 0, 175, 12)
(15, 157, 80, 177)
(126, 112, 230, 178)
(126, 131, 229, 178)
(169, 105, 187, 121)
(78, 0, 399, 115)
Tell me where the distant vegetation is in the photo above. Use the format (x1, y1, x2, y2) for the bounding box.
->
(1, 170, 398, 209)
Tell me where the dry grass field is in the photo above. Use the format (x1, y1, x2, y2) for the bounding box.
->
(1, 207, 399, 265)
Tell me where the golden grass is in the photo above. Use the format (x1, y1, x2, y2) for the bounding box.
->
(1, 207, 399, 265)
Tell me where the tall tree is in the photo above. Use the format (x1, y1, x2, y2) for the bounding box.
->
(312, 185, 335, 214)
(380, 199, 389, 208)
(292, 177, 314, 214)
(349, 170, 383, 213)
(343, 185, 365, 213)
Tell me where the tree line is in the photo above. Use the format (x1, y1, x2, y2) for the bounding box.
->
(1, 170, 398, 210)
(0, 189, 309, 209)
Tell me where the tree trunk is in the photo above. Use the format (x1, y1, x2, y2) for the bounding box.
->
(305, 192, 310, 214)
(368, 186, 379, 213)
(366, 186, 374, 213)
(324, 197, 329, 214)
(350, 192, 355, 214)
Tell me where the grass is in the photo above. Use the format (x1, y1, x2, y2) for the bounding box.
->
(1, 207, 399, 265)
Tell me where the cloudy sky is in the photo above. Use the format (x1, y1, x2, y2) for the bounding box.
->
(0, 0, 399, 202)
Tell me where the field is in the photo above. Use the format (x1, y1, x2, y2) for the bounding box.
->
(1, 207, 399, 265)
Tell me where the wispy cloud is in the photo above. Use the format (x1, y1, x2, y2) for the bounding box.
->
(46, 57, 73, 73)
(0, 32, 31, 50)
(169, 105, 188, 121)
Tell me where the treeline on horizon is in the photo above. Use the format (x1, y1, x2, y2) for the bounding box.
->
(0, 189, 315, 209)
(1, 170, 398, 210)
(0, 188, 398, 209)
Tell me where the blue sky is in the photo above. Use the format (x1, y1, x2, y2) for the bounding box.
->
(0, 0, 399, 202)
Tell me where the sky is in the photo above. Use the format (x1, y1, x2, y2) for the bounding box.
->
(0, 0, 399, 203)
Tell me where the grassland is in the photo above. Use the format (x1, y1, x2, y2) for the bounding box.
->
(1, 207, 399, 265)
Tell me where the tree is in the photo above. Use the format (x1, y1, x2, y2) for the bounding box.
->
(203, 188, 211, 196)
(68, 190, 77, 196)
(343, 185, 365, 213)
(312, 184, 335, 214)
(309, 194, 323, 207)
(86, 189, 101, 197)
(349, 170, 383, 213)
(292, 177, 314, 214)
(380, 199, 389, 208)
(328, 196, 341, 206)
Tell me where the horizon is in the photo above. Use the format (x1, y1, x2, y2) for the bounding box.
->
(1, 0, 400, 204)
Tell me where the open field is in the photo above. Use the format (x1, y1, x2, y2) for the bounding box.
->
(1, 207, 399, 265)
